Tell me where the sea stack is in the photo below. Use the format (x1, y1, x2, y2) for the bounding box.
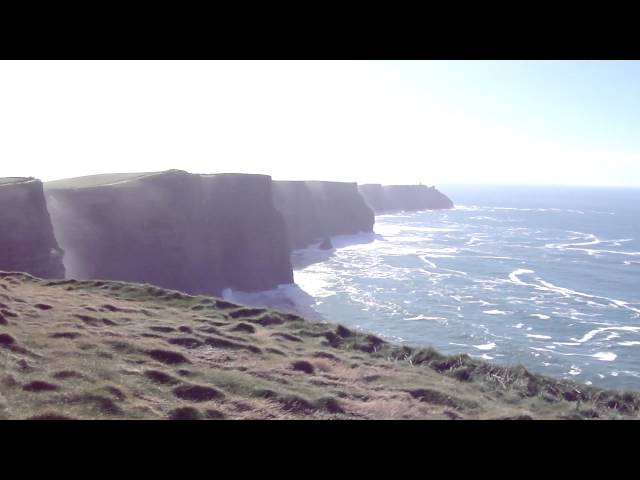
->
(0, 177, 65, 278)
(358, 184, 454, 213)
(272, 180, 375, 249)
(44, 170, 293, 295)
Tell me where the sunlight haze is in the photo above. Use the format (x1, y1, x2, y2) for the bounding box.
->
(1, 60, 638, 186)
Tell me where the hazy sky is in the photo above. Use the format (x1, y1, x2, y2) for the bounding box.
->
(1, 60, 639, 185)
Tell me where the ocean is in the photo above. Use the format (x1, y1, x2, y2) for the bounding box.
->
(288, 185, 640, 390)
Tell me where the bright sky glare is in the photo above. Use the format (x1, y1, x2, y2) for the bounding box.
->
(1, 60, 639, 186)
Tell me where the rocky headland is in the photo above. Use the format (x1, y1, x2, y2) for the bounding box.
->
(359, 184, 454, 213)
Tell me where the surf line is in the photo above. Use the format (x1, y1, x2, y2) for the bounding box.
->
(507, 268, 640, 316)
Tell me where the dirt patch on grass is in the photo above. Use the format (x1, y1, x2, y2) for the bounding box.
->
(173, 385, 224, 402)
(144, 370, 180, 385)
(146, 349, 190, 365)
(23, 381, 60, 392)
(291, 360, 315, 374)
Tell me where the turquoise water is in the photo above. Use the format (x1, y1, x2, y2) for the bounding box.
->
(293, 186, 640, 389)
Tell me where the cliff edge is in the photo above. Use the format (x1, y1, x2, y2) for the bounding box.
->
(0, 177, 65, 279)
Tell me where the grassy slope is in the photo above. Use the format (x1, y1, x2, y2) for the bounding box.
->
(1, 272, 639, 420)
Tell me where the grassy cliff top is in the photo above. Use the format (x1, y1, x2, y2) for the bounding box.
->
(0, 177, 37, 187)
(45, 171, 273, 190)
(1, 271, 638, 420)
(44, 172, 159, 190)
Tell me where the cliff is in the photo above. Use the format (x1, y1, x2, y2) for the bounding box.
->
(272, 181, 375, 249)
(0, 177, 65, 278)
(358, 184, 454, 213)
(44, 170, 293, 295)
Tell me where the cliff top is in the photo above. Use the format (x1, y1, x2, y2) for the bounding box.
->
(45, 171, 273, 190)
(0, 177, 38, 187)
(1, 271, 637, 420)
(45, 172, 160, 190)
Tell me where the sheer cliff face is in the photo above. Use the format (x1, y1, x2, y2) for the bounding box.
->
(358, 184, 454, 213)
(272, 181, 375, 249)
(44, 171, 293, 295)
(0, 178, 65, 278)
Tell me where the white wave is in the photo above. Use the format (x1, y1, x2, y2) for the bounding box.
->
(221, 283, 322, 320)
(469, 216, 500, 221)
(564, 248, 640, 257)
(440, 267, 468, 276)
(405, 315, 446, 321)
(526, 334, 552, 339)
(469, 353, 495, 360)
(530, 314, 551, 319)
(293, 269, 336, 298)
(618, 341, 640, 346)
(508, 268, 535, 284)
(568, 366, 582, 376)
(473, 206, 588, 214)
(467, 300, 496, 307)
(410, 226, 458, 233)
(545, 233, 601, 249)
(483, 309, 509, 315)
(474, 342, 496, 350)
(418, 255, 437, 269)
(592, 352, 617, 362)
(507, 270, 640, 316)
(476, 255, 516, 260)
(419, 247, 459, 258)
(570, 326, 640, 344)
(545, 233, 640, 258)
(453, 205, 482, 211)
(466, 235, 486, 246)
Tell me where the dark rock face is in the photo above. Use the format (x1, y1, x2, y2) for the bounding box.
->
(358, 184, 454, 213)
(0, 178, 65, 278)
(356, 184, 387, 213)
(44, 170, 293, 295)
(318, 237, 333, 250)
(272, 181, 374, 249)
